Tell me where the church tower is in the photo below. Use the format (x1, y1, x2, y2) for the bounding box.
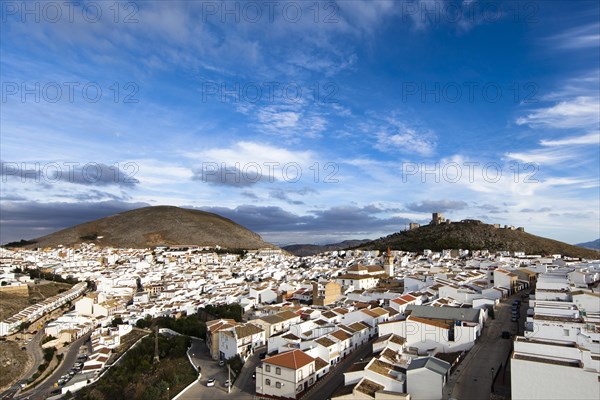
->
(384, 247, 394, 277)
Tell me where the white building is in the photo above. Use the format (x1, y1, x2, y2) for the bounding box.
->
(218, 322, 265, 361)
(256, 349, 317, 399)
(406, 357, 450, 400)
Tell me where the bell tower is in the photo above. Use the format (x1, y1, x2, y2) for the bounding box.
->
(384, 247, 394, 277)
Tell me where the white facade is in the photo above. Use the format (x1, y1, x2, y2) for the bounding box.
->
(407, 366, 446, 400)
(256, 350, 316, 400)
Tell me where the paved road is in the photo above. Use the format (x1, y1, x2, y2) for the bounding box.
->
(16, 332, 91, 400)
(178, 338, 238, 400)
(445, 290, 528, 400)
(0, 330, 44, 400)
(231, 347, 264, 397)
(303, 340, 374, 400)
(22, 330, 45, 380)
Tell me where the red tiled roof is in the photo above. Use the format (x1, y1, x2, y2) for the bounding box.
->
(264, 349, 315, 370)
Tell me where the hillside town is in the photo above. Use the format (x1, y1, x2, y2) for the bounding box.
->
(1, 236, 599, 400)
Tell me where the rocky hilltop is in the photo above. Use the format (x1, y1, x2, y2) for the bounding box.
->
(10, 206, 276, 250)
(359, 221, 599, 259)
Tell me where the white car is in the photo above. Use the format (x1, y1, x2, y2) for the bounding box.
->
(206, 378, 215, 387)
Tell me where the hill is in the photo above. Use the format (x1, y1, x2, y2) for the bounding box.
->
(576, 239, 600, 251)
(359, 221, 599, 259)
(8, 206, 275, 250)
(283, 239, 371, 256)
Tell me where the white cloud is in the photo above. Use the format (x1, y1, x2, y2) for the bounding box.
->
(546, 23, 600, 50)
(540, 132, 600, 146)
(372, 118, 436, 156)
(516, 96, 600, 129)
(505, 147, 577, 166)
(185, 141, 314, 167)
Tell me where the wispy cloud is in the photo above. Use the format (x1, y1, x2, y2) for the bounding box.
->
(546, 23, 600, 50)
(516, 96, 600, 129)
(540, 132, 599, 146)
(406, 200, 468, 212)
(360, 115, 437, 157)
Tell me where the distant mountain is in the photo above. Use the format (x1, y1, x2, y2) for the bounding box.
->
(283, 239, 371, 256)
(6, 206, 276, 250)
(358, 221, 599, 259)
(576, 239, 600, 251)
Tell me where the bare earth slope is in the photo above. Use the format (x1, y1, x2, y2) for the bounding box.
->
(19, 206, 275, 249)
(360, 222, 599, 259)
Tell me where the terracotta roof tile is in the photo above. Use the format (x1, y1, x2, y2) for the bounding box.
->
(264, 349, 314, 370)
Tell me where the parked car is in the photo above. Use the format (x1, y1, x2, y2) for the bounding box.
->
(511, 316, 518, 322)
(501, 331, 511, 339)
(224, 380, 231, 388)
(206, 378, 215, 387)
(218, 360, 225, 366)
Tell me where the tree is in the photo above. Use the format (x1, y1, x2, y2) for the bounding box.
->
(227, 355, 243, 375)
(111, 317, 125, 327)
(136, 315, 153, 329)
(19, 321, 31, 331)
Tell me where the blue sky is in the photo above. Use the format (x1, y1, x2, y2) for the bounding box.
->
(1, 0, 599, 246)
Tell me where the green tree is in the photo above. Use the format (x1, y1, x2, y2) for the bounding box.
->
(227, 355, 243, 375)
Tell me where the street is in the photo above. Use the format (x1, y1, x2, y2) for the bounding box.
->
(231, 347, 263, 397)
(177, 338, 249, 400)
(16, 332, 91, 400)
(303, 339, 374, 400)
(444, 290, 528, 400)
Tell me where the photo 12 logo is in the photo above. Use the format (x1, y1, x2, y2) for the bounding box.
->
(1, 82, 139, 104)
(1, 162, 139, 185)
(199, 162, 339, 184)
(197, 1, 340, 24)
(201, 81, 338, 104)
(399, 1, 540, 25)
(1, 1, 139, 24)
(401, 162, 539, 184)
(401, 81, 539, 104)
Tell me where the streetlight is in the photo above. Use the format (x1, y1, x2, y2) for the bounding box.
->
(166, 387, 170, 400)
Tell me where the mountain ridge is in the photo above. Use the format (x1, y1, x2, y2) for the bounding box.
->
(5, 206, 276, 250)
(576, 238, 600, 251)
(358, 221, 599, 258)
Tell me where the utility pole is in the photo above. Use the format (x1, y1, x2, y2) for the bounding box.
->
(228, 363, 231, 394)
(153, 326, 160, 364)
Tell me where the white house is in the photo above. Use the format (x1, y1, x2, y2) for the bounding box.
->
(218, 322, 265, 361)
(406, 357, 451, 400)
(256, 349, 317, 399)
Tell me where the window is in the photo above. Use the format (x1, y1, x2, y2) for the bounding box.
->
(297, 385, 303, 392)
(309, 364, 314, 374)
(266, 379, 271, 386)
(275, 367, 281, 375)
(563, 329, 570, 336)
(265, 365, 271, 372)
(276, 382, 281, 389)
(309, 378, 314, 385)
